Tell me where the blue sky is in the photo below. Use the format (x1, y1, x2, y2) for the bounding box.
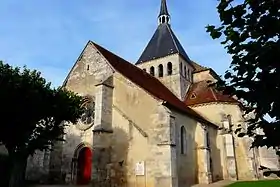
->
(0, 0, 231, 87)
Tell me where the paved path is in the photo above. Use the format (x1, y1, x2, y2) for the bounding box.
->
(191, 180, 234, 187)
(31, 186, 90, 187)
(31, 180, 234, 187)
(30, 186, 90, 187)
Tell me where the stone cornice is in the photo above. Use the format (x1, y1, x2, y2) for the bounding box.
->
(189, 101, 239, 108)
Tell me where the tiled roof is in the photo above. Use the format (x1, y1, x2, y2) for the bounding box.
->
(184, 80, 238, 106)
(90, 41, 215, 126)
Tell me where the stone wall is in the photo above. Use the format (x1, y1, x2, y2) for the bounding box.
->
(191, 103, 258, 180)
(26, 150, 50, 183)
(259, 147, 280, 173)
(172, 110, 199, 186)
(208, 126, 224, 182)
(193, 70, 216, 83)
(25, 41, 115, 184)
(112, 72, 166, 187)
(136, 54, 192, 101)
(110, 71, 213, 187)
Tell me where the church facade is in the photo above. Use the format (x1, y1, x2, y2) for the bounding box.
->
(25, 0, 280, 187)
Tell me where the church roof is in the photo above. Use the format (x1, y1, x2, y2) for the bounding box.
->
(90, 41, 216, 126)
(184, 80, 238, 106)
(136, 23, 192, 64)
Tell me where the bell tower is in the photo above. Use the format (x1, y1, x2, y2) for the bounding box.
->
(136, 0, 194, 100)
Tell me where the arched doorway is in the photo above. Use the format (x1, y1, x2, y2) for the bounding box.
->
(77, 147, 92, 185)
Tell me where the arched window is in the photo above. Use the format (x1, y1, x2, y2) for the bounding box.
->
(158, 64, 163, 77)
(180, 126, 187, 154)
(180, 62, 183, 74)
(184, 66, 187, 78)
(150, 66, 155, 76)
(167, 62, 172, 75)
(162, 16, 166, 23)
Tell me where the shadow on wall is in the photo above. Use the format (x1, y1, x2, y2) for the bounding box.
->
(177, 134, 198, 187)
(27, 127, 130, 186)
(210, 130, 223, 182)
(108, 127, 129, 187)
(194, 142, 199, 185)
(48, 133, 82, 185)
(24, 132, 83, 185)
(193, 128, 223, 184)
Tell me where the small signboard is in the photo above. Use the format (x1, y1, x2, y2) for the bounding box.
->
(135, 161, 145, 176)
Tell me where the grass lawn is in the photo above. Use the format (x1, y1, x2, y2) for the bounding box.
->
(227, 180, 280, 187)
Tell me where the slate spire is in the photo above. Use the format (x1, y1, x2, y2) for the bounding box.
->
(158, 0, 170, 25)
(159, 0, 169, 17)
(136, 0, 191, 64)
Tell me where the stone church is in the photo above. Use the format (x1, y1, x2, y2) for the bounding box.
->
(25, 0, 279, 186)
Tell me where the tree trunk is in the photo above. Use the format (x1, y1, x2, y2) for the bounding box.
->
(8, 154, 28, 187)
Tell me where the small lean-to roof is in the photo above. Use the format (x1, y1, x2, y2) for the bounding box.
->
(90, 41, 215, 126)
(185, 80, 238, 106)
(191, 61, 209, 73)
(136, 23, 192, 65)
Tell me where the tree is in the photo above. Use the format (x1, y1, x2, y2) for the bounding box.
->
(0, 61, 84, 187)
(206, 0, 280, 175)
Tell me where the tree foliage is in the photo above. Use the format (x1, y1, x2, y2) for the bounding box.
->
(207, 0, 280, 176)
(0, 61, 84, 186)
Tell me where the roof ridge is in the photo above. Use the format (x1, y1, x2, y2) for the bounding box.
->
(166, 24, 180, 53)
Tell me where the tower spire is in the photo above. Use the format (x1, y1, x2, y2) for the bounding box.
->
(158, 0, 170, 25)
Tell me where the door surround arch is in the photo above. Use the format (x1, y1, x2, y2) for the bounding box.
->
(71, 142, 93, 185)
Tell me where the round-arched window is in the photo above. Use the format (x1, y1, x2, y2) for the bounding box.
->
(150, 66, 155, 76)
(167, 62, 172, 75)
(158, 64, 163, 77)
(180, 126, 187, 154)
